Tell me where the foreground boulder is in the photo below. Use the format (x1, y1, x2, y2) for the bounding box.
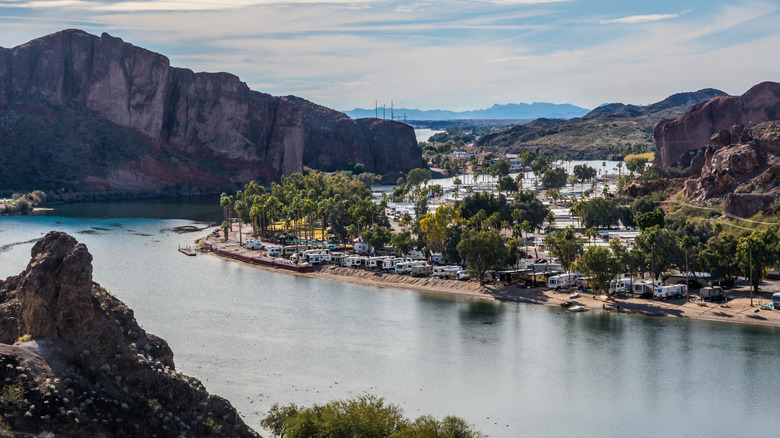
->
(0, 231, 258, 437)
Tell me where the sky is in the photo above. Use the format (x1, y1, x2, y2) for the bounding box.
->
(0, 0, 778, 112)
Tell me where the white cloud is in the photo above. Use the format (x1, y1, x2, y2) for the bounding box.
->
(599, 13, 680, 24)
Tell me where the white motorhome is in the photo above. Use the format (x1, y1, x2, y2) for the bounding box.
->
(396, 261, 426, 274)
(430, 253, 445, 265)
(244, 239, 265, 250)
(410, 264, 433, 277)
(305, 253, 329, 264)
(383, 257, 410, 271)
(345, 256, 366, 268)
(433, 265, 461, 279)
(547, 272, 583, 290)
(266, 245, 283, 257)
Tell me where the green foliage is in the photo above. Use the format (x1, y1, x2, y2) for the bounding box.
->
(202, 417, 223, 435)
(699, 233, 739, 287)
(511, 191, 549, 231)
(635, 210, 665, 230)
(497, 175, 518, 194)
(634, 225, 679, 280)
(625, 156, 648, 174)
(391, 230, 414, 256)
(572, 164, 597, 185)
(406, 168, 433, 187)
(581, 198, 622, 229)
(457, 192, 509, 224)
(540, 167, 568, 190)
(420, 206, 465, 262)
(457, 230, 508, 283)
(362, 227, 393, 254)
(638, 165, 662, 181)
(544, 226, 584, 273)
(0, 384, 29, 410)
(574, 246, 620, 293)
(737, 226, 780, 293)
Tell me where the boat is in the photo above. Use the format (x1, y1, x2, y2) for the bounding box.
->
(568, 305, 586, 312)
(569, 292, 580, 299)
(560, 301, 574, 308)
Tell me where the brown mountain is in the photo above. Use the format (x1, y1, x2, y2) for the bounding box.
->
(475, 88, 724, 158)
(654, 81, 780, 167)
(0, 231, 258, 436)
(0, 30, 423, 193)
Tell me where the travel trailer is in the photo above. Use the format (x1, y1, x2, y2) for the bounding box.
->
(396, 261, 426, 274)
(456, 270, 471, 281)
(366, 256, 389, 270)
(632, 280, 663, 298)
(609, 277, 637, 296)
(654, 284, 687, 299)
(430, 253, 445, 265)
(407, 249, 426, 261)
(547, 272, 583, 290)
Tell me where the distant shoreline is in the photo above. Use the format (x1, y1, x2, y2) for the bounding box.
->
(200, 231, 780, 329)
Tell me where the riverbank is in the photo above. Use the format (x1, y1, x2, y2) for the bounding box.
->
(201, 228, 780, 329)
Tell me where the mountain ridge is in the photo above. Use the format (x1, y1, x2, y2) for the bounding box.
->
(345, 102, 590, 121)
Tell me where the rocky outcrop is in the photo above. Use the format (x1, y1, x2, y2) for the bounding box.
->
(682, 122, 780, 217)
(654, 82, 780, 167)
(0, 29, 422, 192)
(0, 232, 258, 437)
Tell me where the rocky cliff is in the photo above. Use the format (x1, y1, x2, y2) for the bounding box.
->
(682, 122, 780, 217)
(654, 81, 780, 167)
(0, 29, 423, 193)
(0, 231, 258, 436)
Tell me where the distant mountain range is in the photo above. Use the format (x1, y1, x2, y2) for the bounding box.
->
(476, 88, 727, 159)
(344, 102, 590, 121)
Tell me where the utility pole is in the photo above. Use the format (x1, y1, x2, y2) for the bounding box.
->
(375, 100, 378, 118)
(749, 247, 753, 306)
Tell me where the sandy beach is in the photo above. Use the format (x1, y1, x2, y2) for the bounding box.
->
(200, 229, 780, 329)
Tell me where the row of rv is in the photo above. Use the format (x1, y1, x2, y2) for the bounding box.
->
(242, 239, 468, 279)
(548, 272, 713, 299)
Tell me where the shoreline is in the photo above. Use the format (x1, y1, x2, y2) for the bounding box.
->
(200, 232, 780, 329)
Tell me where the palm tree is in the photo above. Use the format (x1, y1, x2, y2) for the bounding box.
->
(521, 220, 532, 257)
(585, 227, 599, 247)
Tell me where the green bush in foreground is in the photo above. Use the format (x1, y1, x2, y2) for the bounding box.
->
(261, 394, 484, 438)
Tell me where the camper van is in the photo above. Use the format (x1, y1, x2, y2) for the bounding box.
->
(244, 239, 265, 250)
(547, 272, 583, 290)
(410, 264, 433, 277)
(266, 245, 283, 257)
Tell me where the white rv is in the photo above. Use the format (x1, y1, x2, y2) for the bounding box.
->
(632, 280, 663, 297)
(430, 253, 445, 265)
(547, 272, 583, 290)
(407, 249, 426, 261)
(266, 245, 283, 257)
(366, 256, 388, 269)
(396, 261, 426, 274)
(410, 264, 433, 277)
(609, 277, 638, 296)
(654, 284, 687, 299)
(456, 270, 471, 281)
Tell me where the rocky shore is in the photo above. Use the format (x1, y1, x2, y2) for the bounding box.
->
(0, 231, 258, 437)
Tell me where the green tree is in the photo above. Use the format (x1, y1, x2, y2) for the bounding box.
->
(391, 230, 414, 257)
(406, 168, 432, 187)
(544, 226, 584, 287)
(699, 233, 738, 288)
(420, 206, 466, 263)
(457, 230, 508, 284)
(362, 227, 393, 254)
(634, 225, 678, 281)
(574, 246, 620, 294)
(737, 226, 780, 298)
(541, 167, 568, 190)
(635, 210, 665, 230)
(511, 191, 549, 231)
(581, 198, 621, 229)
(497, 175, 518, 194)
(626, 156, 647, 174)
(572, 164, 597, 193)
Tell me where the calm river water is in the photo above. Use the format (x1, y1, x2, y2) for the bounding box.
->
(1, 198, 779, 437)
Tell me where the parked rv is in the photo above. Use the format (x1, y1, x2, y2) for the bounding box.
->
(410, 264, 433, 277)
(547, 272, 583, 290)
(654, 284, 687, 299)
(266, 245, 283, 257)
(609, 277, 637, 296)
(456, 270, 471, 281)
(430, 253, 445, 265)
(366, 256, 389, 270)
(700, 286, 724, 301)
(244, 239, 265, 250)
(407, 249, 426, 261)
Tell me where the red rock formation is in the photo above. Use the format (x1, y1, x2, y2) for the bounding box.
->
(0, 30, 423, 192)
(654, 81, 780, 167)
(682, 122, 780, 217)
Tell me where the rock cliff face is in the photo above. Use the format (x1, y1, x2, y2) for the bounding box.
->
(654, 81, 780, 167)
(682, 122, 780, 217)
(0, 232, 258, 436)
(0, 29, 422, 192)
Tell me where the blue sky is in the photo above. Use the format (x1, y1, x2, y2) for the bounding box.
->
(0, 0, 778, 111)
